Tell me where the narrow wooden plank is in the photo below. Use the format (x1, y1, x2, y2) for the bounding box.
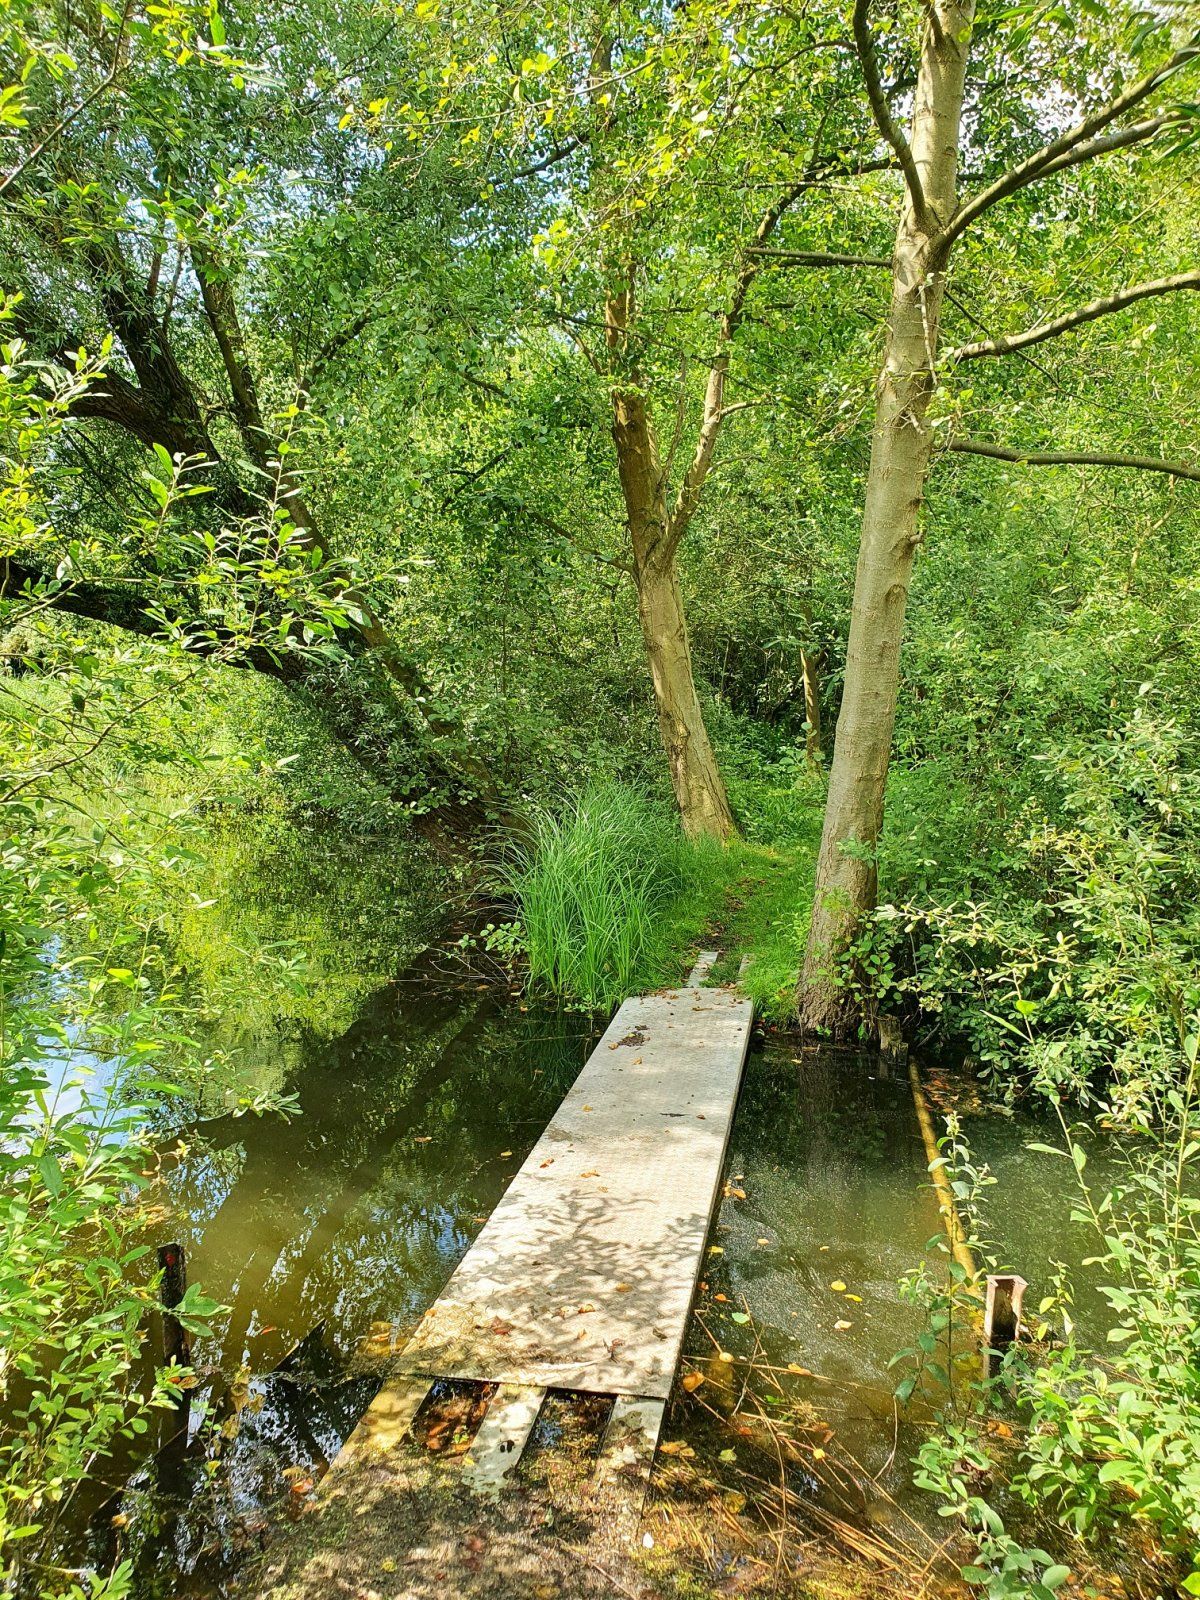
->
(687, 950, 719, 986)
(326, 1375, 431, 1478)
(597, 1394, 665, 1485)
(461, 1383, 544, 1496)
(390, 984, 752, 1397)
(594, 1395, 666, 1541)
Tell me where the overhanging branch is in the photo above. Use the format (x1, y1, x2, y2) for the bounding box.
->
(941, 32, 1199, 250)
(946, 439, 1200, 483)
(950, 270, 1200, 361)
(747, 247, 892, 270)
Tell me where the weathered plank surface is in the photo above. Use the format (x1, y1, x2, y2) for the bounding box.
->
(462, 1384, 545, 1496)
(385, 981, 752, 1399)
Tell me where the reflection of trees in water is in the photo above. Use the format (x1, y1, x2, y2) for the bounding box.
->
(67, 963, 596, 1590)
(163, 952, 596, 1374)
(735, 1045, 916, 1182)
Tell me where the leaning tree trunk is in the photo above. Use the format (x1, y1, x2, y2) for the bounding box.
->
(635, 544, 735, 840)
(799, 0, 976, 1034)
(609, 373, 736, 841)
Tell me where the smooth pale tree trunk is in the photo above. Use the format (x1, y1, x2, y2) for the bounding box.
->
(799, 0, 976, 1033)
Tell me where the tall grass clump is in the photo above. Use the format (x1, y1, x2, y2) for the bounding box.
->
(499, 783, 720, 1010)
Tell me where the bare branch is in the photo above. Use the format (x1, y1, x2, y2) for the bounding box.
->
(501, 132, 590, 185)
(747, 247, 892, 269)
(852, 0, 931, 229)
(950, 270, 1200, 361)
(1035, 113, 1171, 179)
(946, 438, 1200, 483)
(941, 34, 1200, 249)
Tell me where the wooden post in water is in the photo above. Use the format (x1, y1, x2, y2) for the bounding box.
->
(983, 1273, 1027, 1350)
(157, 1241, 192, 1369)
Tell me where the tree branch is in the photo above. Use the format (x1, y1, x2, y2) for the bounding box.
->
(941, 33, 1200, 249)
(0, 0, 133, 198)
(0, 557, 302, 681)
(946, 439, 1200, 483)
(746, 247, 892, 269)
(501, 132, 590, 185)
(663, 174, 817, 555)
(852, 0, 931, 229)
(1034, 113, 1171, 180)
(950, 270, 1200, 361)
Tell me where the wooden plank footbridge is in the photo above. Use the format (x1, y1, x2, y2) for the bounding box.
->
(327, 953, 752, 1507)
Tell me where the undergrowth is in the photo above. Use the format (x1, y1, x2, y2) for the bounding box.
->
(494, 783, 734, 1010)
(495, 769, 825, 1015)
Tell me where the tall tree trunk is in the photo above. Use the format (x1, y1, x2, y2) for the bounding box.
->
(799, 0, 976, 1034)
(636, 543, 735, 840)
(606, 288, 736, 841)
(800, 647, 823, 765)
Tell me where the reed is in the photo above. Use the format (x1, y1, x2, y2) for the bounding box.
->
(500, 783, 718, 1010)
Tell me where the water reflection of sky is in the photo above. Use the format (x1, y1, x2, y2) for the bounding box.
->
(62, 966, 597, 1597)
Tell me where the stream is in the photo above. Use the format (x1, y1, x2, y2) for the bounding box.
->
(32, 833, 1122, 1598)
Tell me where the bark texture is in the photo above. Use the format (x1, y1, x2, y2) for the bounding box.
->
(799, 0, 976, 1033)
(609, 366, 736, 840)
(604, 279, 736, 841)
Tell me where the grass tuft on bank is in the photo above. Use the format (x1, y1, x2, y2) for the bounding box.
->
(497, 775, 825, 1016)
(496, 783, 732, 1010)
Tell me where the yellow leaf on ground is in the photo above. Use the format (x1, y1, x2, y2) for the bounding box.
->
(830, 1280, 847, 1292)
(681, 1371, 704, 1392)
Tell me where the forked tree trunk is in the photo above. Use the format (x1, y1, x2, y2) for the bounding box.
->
(607, 297, 736, 842)
(799, 0, 976, 1033)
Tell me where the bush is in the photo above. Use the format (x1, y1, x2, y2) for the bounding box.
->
(859, 715, 1200, 1113)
